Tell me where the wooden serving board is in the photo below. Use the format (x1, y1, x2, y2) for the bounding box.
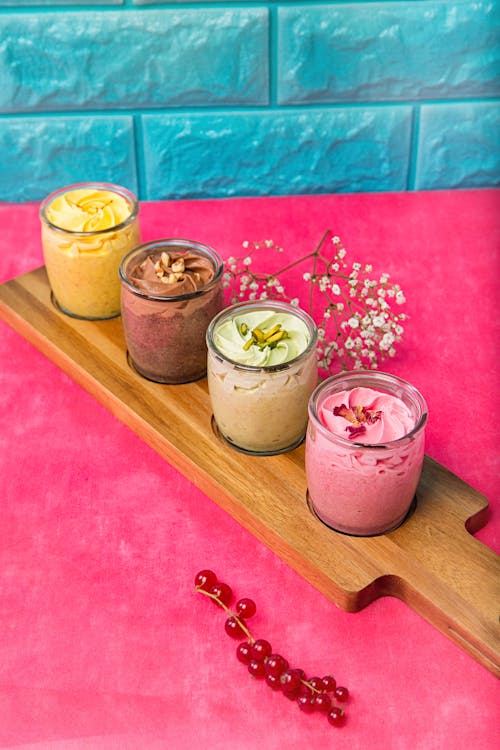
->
(1, 267, 499, 678)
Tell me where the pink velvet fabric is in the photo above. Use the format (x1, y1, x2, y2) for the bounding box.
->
(0, 191, 498, 749)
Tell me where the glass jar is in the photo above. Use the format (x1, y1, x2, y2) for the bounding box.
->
(40, 182, 140, 320)
(207, 300, 318, 455)
(306, 370, 427, 536)
(120, 238, 224, 384)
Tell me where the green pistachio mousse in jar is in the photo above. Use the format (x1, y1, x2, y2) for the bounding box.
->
(206, 300, 318, 455)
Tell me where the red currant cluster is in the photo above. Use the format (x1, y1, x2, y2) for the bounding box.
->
(195, 569, 349, 728)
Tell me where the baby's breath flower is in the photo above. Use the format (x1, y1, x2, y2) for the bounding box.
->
(222, 231, 406, 375)
(380, 332, 395, 350)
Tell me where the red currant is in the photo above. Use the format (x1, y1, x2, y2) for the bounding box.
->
(209, 582, 233, 607)
(236, 598, 256, 619)
(194, 571, 354, 727)
(297, 694, 315, 713)
(322, 674, 337, 692)
(334, 686, 349, 703)
(236, 641, 252, 664)
(265, 673, 281, 690)
(264, 653, 289, 677)
(194, 569, 217, 591)
(224, 616, 246, 639)
(327, 706, 345, 727)
(280, 669, 302, 694)
(314, 692, 332, 713)
(308, 676, 324, 692)
(248, 659, 265, 678)
(251, 639, 272, 662)
(299, 681, 313, 696)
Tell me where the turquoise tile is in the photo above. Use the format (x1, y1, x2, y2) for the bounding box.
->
(278, 3, 500, 103)
(141, 107, 413, 199)
(0, 117, 137, 201)
(415, 102, 500, 189)
(0, 9, 268, 112)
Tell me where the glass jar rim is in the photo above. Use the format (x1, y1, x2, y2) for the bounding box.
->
(39, 182, 139, 236)
(119, 238, 224, 301)
(206, 299, 318, 372)
(308, 369, 428, 449)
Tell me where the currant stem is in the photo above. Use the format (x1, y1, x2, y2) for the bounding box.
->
(195, 586, 255, 643)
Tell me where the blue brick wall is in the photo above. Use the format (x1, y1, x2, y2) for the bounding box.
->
(0, 1, 498, 202)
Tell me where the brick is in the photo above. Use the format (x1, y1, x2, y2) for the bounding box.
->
(415, 102, 500, 190)
(0, 117, 137, 202)
(278, 3, 500, 103)
(0, 9, 268, 113)
(141, 107, 413, 199)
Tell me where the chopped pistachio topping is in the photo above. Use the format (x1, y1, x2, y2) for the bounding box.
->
(241, 322, 289, 352)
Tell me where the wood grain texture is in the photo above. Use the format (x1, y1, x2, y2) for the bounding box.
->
(1, 267, 499, 677)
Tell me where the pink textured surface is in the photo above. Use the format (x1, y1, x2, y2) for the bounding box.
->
(0, 191, 499, 749)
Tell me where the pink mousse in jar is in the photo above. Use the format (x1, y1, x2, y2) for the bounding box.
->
(306, 371, 427, 536)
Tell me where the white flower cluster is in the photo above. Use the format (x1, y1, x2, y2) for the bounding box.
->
(222, 233, 407, 375)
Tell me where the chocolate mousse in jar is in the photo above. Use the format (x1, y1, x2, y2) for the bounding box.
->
(40, 182, 140, 319)
(306, 370, 427, 536)
(120, 239, 224, 384)
(206, 300, 318, 455)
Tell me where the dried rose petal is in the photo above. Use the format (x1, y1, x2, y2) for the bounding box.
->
(333, 404, 358, 424)
(365, 408, 382, 424)
(346, 424, 367, 440)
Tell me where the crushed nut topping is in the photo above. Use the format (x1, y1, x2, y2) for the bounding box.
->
(151, 251, 186, 284)
(242, 322, 288, 351)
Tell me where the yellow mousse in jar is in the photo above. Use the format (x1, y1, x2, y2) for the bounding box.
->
(40, 183, 140, 319)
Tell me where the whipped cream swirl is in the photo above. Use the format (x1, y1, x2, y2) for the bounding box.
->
(213, 310, 311, 367)
(46, 188, 133, 232)
(320, 386, 415, 443)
